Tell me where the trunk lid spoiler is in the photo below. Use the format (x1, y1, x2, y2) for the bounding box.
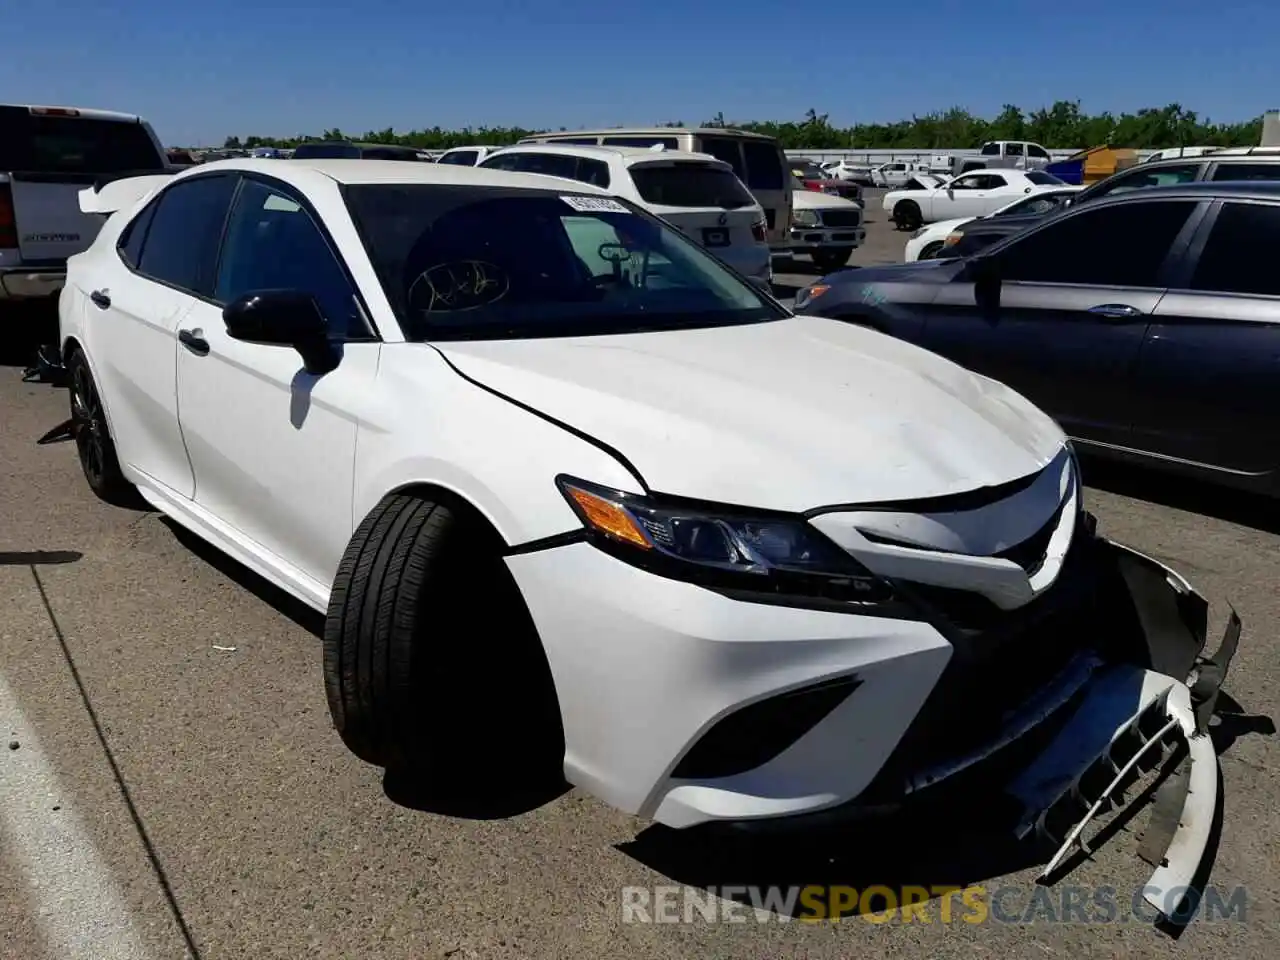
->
(78, 171, 175, 216)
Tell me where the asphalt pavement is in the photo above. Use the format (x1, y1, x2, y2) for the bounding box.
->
(2, 201, 1278, 958)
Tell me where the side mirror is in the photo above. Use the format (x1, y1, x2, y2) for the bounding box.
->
(222, 290, 340, 376)
(968, 257, 1002, 312)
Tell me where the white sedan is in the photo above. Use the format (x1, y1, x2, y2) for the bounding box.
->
(58, 159, 1238, 854)
(903, 185, 1084, 261)
(884, 169, 1068, 231)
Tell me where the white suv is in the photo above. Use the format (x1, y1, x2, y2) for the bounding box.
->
(480, 144, 771, 284)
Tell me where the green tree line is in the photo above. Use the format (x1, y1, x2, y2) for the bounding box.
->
(217, 101, 1265, 153)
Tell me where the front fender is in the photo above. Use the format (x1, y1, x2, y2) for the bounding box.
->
(352, 344, 643, 547)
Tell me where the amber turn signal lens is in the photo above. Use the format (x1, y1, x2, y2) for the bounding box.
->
(564, 485, 652, 549)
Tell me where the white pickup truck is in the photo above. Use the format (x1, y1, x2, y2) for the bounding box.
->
(1, 104, 169, 305)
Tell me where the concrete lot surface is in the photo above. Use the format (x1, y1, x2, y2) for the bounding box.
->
(1, 201, 1278, 958)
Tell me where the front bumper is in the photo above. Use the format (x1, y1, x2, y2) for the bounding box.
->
(506, 527, 1238, 839)
(789, 225, 866, 251)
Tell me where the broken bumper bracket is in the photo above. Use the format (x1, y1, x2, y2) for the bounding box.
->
(1007, 538, 1242, 927)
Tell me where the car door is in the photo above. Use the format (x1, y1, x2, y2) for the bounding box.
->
(917, 198, 1204, 447)
(174, 174, 380, 593)
(948, 173, 1016, 219)
(1133, 199, 1280, 476)
(89, 173, 240, 501)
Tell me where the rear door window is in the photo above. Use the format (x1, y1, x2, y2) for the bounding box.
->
(1084, 163, 1200, 201)
(1188, 202, 1280, 296)
(514, 152, 579, 180)
(0, 106, 165, 175)
(439, 150, 480, 165)
(136, 174, 239, 296)
(995, 200, 1196, 288)
(575, 158, 610, 188)
(601, 136, 679, 148)
(293, 143, 359, 159)
(628, 163, 755, 208)
(1209, 162, 1280, 182)
(698, 137, 747, 178)
(741, 141, 786, 190)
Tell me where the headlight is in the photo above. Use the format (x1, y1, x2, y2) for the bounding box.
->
(793, 283, 829, 308)
(1065, 440, 1085, 512)
(792, 209, 821, 227)
(557, 477, 892, 604)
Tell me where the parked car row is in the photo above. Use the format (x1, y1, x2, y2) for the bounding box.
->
(797, 178, 1280, 498)
(56, 156, 1241, 880)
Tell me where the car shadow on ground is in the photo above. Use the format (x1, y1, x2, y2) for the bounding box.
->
(1080, 455, 1280, 536)
(161, 515, 571, 819)
(0, 302, 59, 369)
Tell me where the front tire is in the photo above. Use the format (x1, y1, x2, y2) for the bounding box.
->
(66, 347, 132, 505)
(919, 240, 945, 260)
(323, 493, 565, 785)
(811, 247, 853, 272)
(893, 200, 923, 231)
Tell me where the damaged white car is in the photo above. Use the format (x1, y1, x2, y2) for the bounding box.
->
(58, 160, 1239, 921)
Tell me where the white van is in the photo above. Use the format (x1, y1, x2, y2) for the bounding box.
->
(517, 128, 792, 253)
(480, 144, 771, 284)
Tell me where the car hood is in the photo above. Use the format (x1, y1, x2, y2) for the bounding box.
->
(791, 189, 861, 211)
(821, 258, 967, 287)
(433, 316, 1065, 512)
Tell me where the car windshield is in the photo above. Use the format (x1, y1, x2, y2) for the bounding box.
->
(344, 185, 783, 342)
(1025, 171, 1067, 186)
(629, 163, 756, 209)
(995, 191, 1070, 216)
(0, 107, 165, 174)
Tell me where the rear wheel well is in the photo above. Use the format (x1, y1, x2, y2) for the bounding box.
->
(62, 336, 83, 363)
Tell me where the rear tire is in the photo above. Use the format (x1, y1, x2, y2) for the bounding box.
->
(893, 200, 923, 232)
(811, 247, 853, 272)
(66, 347, 133, 505)
(322, 492, 565, 786)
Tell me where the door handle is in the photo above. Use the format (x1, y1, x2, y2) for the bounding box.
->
(178, 328, 209, 356)
(1086, 303, 1143, 320)
(89, 290, 111, 309)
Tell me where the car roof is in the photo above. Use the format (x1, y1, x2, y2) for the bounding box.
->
(1141, 150, 1280, 169)
(524, 126, 775, 141)
(181, 157, 615, 193)
(486, 143, 731, 168)
(1093, 180, 1280, 203)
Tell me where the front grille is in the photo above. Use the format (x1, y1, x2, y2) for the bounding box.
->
(858, 532, 1106, 803)
(819, 209, 862, 228)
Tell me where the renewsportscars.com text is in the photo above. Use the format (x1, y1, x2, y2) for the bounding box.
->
(620, 884, 1248, 925)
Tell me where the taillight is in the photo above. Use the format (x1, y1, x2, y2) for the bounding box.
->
(751, 218, 767, 243)
(29, 106, 81, 117)
(0, 183, 17, 248)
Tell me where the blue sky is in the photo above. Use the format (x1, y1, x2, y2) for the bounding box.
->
(7, 0, 1277, 146)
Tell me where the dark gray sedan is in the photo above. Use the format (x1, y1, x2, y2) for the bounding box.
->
(793, 181, 1280, 495)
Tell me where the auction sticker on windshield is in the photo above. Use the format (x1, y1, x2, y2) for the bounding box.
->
(561, 195, 631, 214)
